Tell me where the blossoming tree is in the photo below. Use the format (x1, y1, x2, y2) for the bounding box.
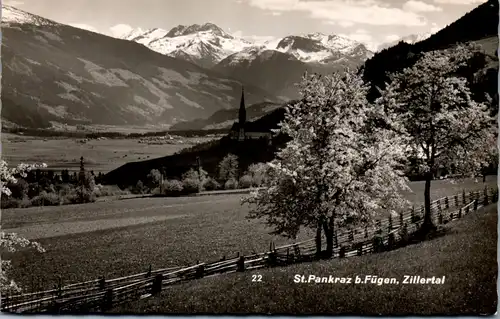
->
(376, 43, 497, 234)
(1, 160, 46, 294)
(242, 71, 410, 257)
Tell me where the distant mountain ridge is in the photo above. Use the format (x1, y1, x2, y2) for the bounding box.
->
(121, 24, 373, 99)
(170, 101, 282, 131)
(1, 5, 282, 129)
(122, 24, 373, 69)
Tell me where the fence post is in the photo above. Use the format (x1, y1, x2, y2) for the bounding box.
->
(357, 243, 363, 256)
(151, 274, 163, 295)
(102, 288, 113, 311)
(438, 210, 443, 224)
(294, 244, 301, 258)
(400, 222, 409, 242)
(387, 233, 395, 250)
(484, 186, 489, 206)
(195, 264, 205, 278)
(364, 225, 368, 239)
(146, 264, 152, 278)
(399, 212, 403, 228)
(334, 232, 339, 247)
(376, 219, 382, 235)
(57, 276, 63, 298)
(462, 189, 466, 205)
(99, 276, 106, 290)
(349, 229, 354, 242)
(268, 251, 277, 267)
(411, 206, 415, 222)
(445, 197, 449, 209)
(465, 204, 470, 215)
(339, 246, 346, 258)
(473, 199, 478, 211)
(388, 214, 393, 233)
(373, 236, 384, 253)
(237, 256, 245, 272)
(454, 194, 458, 207)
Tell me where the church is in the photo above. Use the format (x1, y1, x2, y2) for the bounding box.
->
(229, 87, 273, 141)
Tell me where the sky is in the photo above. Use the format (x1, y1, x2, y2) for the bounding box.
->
(3, 0, 488, 51)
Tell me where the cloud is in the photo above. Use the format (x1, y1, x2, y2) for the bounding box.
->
(240, 0, 428, 26)
(340, 29, 378, 51)
(3, 0, 25, 6)
(69, 23, 98, 33)
(403, 0, 442, 12)
(430, 24, 443, 33)
(432, 0, 484, 4)
(384, 34, 401, 42)
(110, 24, 134, 38)
(338, 20, 355, 27)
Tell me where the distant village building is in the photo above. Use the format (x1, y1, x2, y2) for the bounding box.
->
(230, 87, 273, 141)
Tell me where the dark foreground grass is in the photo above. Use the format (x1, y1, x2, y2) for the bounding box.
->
(4, 177, 497, 292)
(114, 203, 498, 315)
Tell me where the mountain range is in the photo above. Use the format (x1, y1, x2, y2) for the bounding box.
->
(122, 24, 374, 69)
(1, 5, 281, 129)
(159, 0, 498, 137)
(122, 24, 374, 99)
(1, 5, 375, 129)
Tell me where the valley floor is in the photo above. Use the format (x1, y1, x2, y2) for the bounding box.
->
(1, 133, 214, 173)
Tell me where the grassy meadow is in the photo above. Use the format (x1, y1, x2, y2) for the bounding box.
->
(3, 176, 496, 293)
(115, 203, 498, 315)
(0, 133, 216, 173)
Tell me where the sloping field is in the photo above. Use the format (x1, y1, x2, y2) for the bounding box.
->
(116, 203, 498, 315)
(3, 176, 497, 292)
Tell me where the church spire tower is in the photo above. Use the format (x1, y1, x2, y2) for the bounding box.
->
(238, 86, 246, 141)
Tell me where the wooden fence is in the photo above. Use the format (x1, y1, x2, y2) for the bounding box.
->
(1, 186, 498, 313)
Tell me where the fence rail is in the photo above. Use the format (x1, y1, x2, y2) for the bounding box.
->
(2, 186, 498, 313)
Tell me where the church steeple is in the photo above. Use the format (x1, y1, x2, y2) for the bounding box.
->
(238, 86, 246, 141)
(239, 86, 246, 125)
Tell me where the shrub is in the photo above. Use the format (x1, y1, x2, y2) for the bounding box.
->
(30, 191, 61, 207)
(224, 178, 239, 190)
(245, 163, 270, 187)
(203, 177, 220, 191)
(8, 179, 29, 199)
(182, 178, 201, 194)
(163, 179, 184, 196)
(94, 184, 130, 197)
(239, 175, 253, 189)
(1, 198, 16, 209)
(131, 180, 146, 194)
(218, 154, 239, 183)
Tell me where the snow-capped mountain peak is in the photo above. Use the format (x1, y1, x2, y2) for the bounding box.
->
(121, 23, 373, 68)
(274, 33, 372, 64)
(166, 23, 232, 39)
(1, 5, 55, 26)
